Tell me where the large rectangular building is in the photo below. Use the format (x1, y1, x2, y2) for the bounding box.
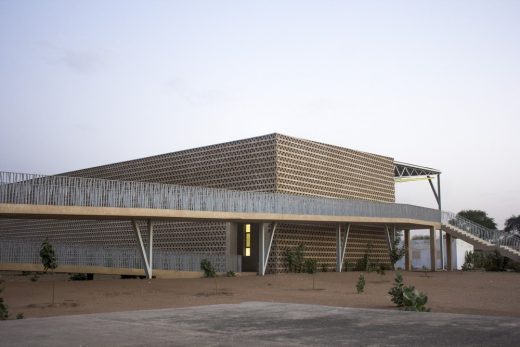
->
(0, 134, 408, 272)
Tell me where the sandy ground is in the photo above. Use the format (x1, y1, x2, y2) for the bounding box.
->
(1, 270, 520, 319)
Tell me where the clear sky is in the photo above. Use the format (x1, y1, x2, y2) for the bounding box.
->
(1, 1, 518, 227)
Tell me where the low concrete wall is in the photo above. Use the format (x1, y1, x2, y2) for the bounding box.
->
(0, 263, 203, 279)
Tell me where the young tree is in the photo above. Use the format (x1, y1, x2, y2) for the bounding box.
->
(40, 239, 58, 305)
(303, 258, 318, 289)
(389, 232, 406, 268)
(505, 215, 520, 234)
(457, 210, 497, 229)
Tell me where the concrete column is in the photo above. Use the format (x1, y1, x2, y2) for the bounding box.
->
(429, 226, 436, 271)
(259, 223, 266, 276)
(439, 229, 444, 270)
(404, 229, 411, 271)
(446, 233, 453, 271)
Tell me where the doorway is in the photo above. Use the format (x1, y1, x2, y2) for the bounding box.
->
(237, 223, 259, 272)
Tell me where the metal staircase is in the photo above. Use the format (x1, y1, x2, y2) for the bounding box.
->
(441, 211, 520, 262)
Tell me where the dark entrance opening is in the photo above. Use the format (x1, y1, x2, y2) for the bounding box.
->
(237, 223, 259, 272)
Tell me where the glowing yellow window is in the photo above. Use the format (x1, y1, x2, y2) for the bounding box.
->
(244, 224, 251, 257)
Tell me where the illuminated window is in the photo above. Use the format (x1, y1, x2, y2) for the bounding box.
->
(244, 224, 251, 257)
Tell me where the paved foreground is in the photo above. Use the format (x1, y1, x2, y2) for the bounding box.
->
(1, 302, 519, 346)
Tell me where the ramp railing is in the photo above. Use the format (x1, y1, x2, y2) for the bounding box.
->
(0, 171, 441, 222)
(442, 211, 520, 253)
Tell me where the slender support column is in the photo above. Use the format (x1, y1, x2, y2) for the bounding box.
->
(336, 225, 342, 272)
(132, 219, 154, 279)
(341, 223, 350, 271)
(439, 229, 444, 270)
(385, 225, 394, 269)
(336, 224, 350, 272)
(446, 233, 453, 271)
(404, 229, 411, 271)
(259, 223, 266, 276)
(148, 219, 153, 274)
(259, 222, 277, 276)
(429, 226, 436, 272)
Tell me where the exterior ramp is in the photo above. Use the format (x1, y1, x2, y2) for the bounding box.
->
(442, 212, 520, 262)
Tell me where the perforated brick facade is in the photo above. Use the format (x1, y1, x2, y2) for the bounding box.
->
(275, 134, 394, 202)
(0, 134, 396, 272)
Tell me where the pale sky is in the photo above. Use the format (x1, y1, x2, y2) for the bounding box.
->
(1, 1, 518, 227)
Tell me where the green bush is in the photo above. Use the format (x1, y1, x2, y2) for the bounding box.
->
(69, 273, 88, 281)
(376, 264, 386, 275)
(303, 258, 317, 274)
(462, 251, 487, 270)
(462, 250, 519, 272)
(321, 264, 328, 272)
(356, 274, 365, 294)
(39, 239, 57, 272)
(388, 272, 406, 306)
(226, 271, 236, 277)
(0, 282, 8, 320)
(285, 244, 305, 273)
(30, 273, 39, 282)
(388, 272, 430, 312)
(485, 250, 506, 272)
(355, 242, 375, 272)
(401, 287, 430, 312)
(389, 232, 406, 267)
(200, 259, 216, 278)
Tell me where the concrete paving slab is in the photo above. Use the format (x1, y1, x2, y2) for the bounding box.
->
(1, 302, 519, 346)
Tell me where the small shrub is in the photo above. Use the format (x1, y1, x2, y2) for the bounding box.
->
(388, 272, 405, 306)
(388, 272, 430, 312)
(0, 282, 8, 320)
(376, 264, 386, 275)
(285, 244, 305, 273)
(16, 313, 24, 319)
(342, 259, 349, 272)
(355, 242, 373, 271)
(356, 274, 365, 293)
(462, 251, 487, 270)
(304, 258, 318, 289)
(39, 239, 57, 272)
(40, 238, 58, 305)
(321, 264, 328, 272)
(485, 250, 506, 272)
(200, 259, 216, 278)
(69, 273, 88, 281)
(402, 287, 430, 312)
(389, 232, 406, 267)
(226, 271, 236, 277)
(463, 250, 515, 272)
(30, 273, 39, 282)
(303, 258, 317, 274)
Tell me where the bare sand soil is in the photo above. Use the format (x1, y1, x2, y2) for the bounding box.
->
(2, 270, 520, 318)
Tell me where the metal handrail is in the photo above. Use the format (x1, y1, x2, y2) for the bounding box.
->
(0, 171, 441, 222)
(442, 211, 520, 253)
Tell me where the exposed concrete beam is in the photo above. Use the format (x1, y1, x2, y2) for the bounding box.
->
(0, 204, 441, 229)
